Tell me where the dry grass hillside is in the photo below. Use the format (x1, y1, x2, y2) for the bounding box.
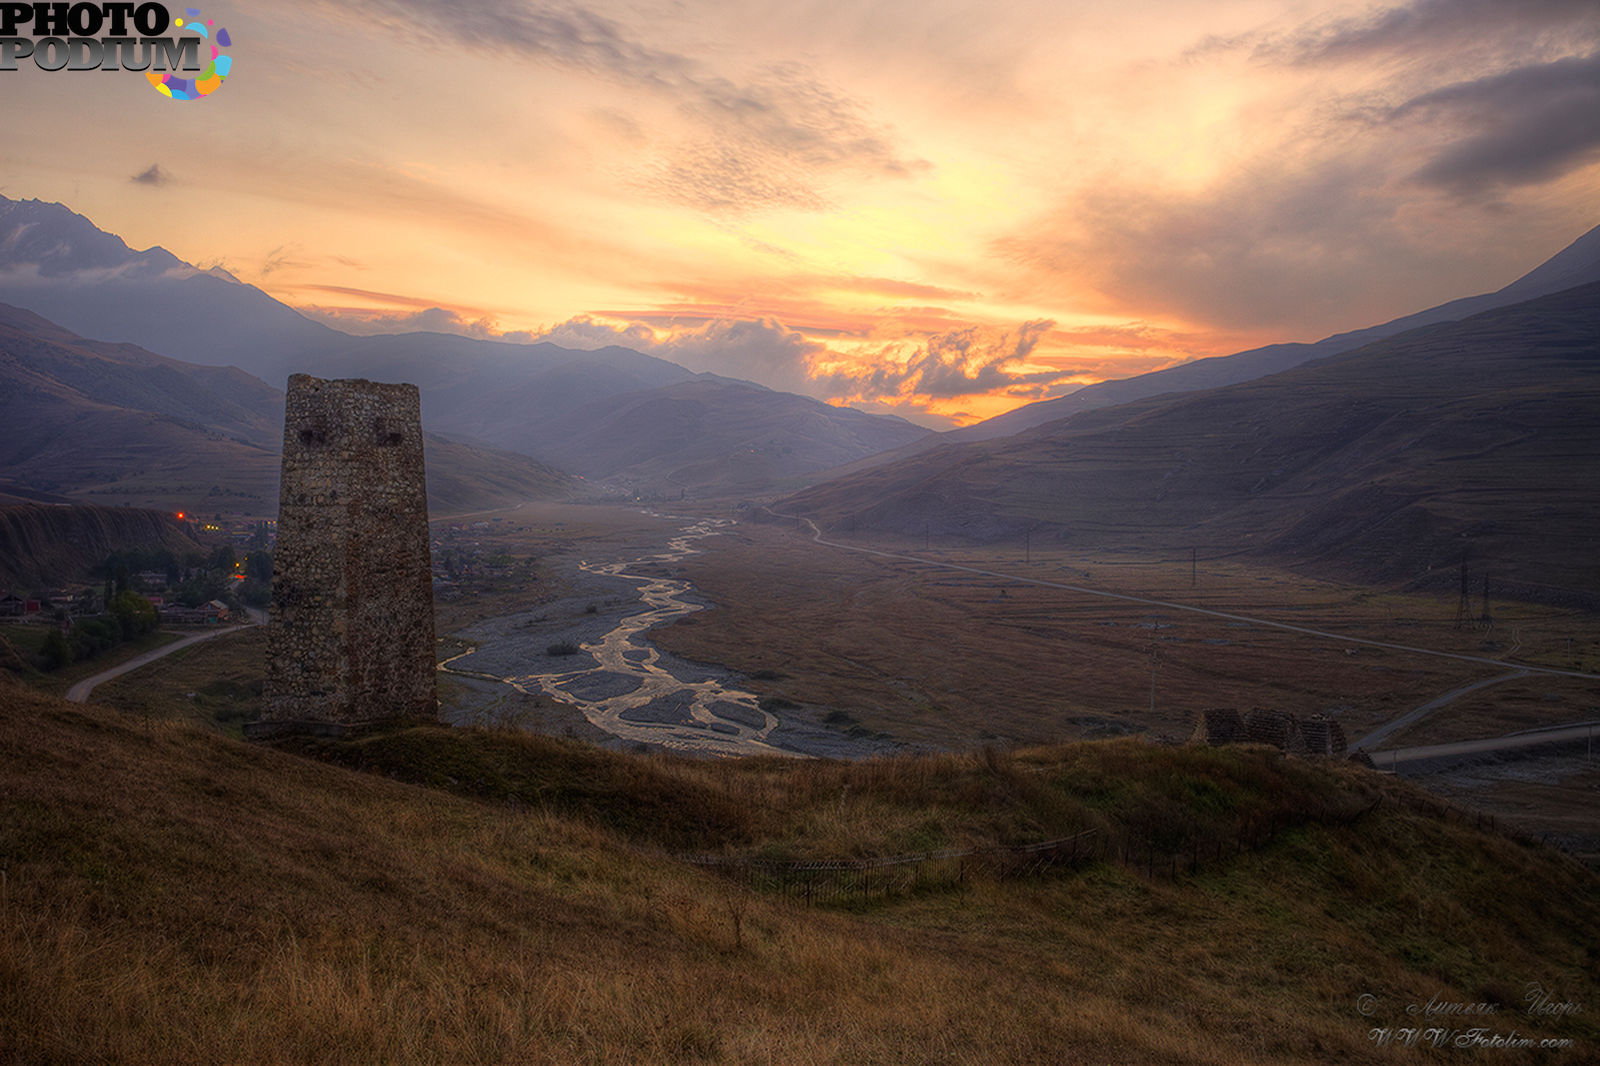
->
(2, 676, 1597, 1065)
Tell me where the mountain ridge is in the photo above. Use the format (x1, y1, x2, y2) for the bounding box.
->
(778, 281, 1600, 601)
(0, 196, 933, 496)
(0, 301, 575, 514)
(954, 221, 1600, 442)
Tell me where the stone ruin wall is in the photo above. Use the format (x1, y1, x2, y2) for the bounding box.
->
(260, 374, 436, 731)
(1191, 708, 1348, 759)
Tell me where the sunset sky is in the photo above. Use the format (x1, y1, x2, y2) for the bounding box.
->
(3, 0, 1597, 426)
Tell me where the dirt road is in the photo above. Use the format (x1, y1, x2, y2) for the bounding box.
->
(1376, 722, 1600, 771)
(66, 625, 250, 703)
(1353, 670, 1531, 750)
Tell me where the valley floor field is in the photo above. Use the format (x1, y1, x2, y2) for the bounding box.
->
(644, 505, 1600, 859)
(69, 498, 1600, 861)
(647, 511, 1600, 746)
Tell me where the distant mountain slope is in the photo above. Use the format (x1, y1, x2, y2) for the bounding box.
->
(0, 196, 933, 495)
(0, 301, 281, 448)
(0, 304, 283, 510)
(0, 197, 348, 384)
(420, 433, 574, 515)
(528, 377, 930, 495)
(780, 283, 1600, 600)
(950, 222, 1600, 443)
(0, 503, 201, 587)
(0, 303, 574, 514)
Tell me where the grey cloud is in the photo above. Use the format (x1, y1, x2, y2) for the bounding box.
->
(647, 142, 827, 213)
(528, 314, 655, 350)
(356, 0, 923, 211)
(130, 164, 171, 186)
(393, 307, 498, 336)
(992, 150, 1454, 333)
(354, 0, 684, 86)
(298, 305, 498, 337)
(657, 317, 826, 394)
(1270, 0, 1600, 65)
(815, 320, 1058, 400)
(1389, 53, 1600, 193)
(530, 314, 825, 396)
(530, 314, 1068, 402)
(692, 62, 910, 174)
(1023, 2, 1600, 333)
(909, 320, 1057, 399)
(260, 245, 305, 276)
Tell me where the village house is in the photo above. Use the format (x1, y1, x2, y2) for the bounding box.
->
(161, 599, 230, 626)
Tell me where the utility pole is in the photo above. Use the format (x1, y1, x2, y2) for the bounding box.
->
(1025, 529, 1031, 565)
(1191, 547, 1197, 589)
(1453, 556, 1471, 629)
(1148, 643, 1159, 715)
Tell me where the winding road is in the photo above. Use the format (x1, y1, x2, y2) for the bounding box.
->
(66, 623, 251, 703)
(1375, 721, 1599, 771)
(1352, 670, 1530, 750)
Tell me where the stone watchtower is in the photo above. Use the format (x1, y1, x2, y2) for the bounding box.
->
(256, 374, 436, 735)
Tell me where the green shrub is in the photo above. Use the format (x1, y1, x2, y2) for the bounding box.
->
(108, 591, 158, 639)
(69, 617, 120, 659)
(39, 628, 72, 670)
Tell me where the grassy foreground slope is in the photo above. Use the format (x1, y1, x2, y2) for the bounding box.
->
(2, 678, 1597, 1065)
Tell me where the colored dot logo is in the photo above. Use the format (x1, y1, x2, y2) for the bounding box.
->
(147, 8, 232, 100)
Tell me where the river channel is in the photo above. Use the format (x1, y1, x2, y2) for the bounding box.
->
(438, 517, 795, 756)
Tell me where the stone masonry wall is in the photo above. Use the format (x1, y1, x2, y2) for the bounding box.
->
(1191, 708, 1349, 760)
(1189, 707, 1242, 746)
(261, 374, 436, 728)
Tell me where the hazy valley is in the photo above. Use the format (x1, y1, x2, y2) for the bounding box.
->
(0, 197, 932, 510)
(3, 197, 1599, 1064)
